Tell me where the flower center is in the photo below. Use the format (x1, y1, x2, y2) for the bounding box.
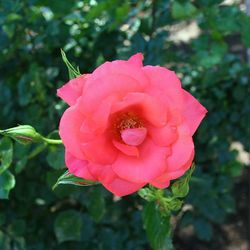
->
(111, 111, 147, 146)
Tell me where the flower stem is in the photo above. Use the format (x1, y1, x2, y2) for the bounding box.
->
(41, 137, 63, 145)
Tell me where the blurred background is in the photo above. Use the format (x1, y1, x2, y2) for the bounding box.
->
(0, 0, 250, 249)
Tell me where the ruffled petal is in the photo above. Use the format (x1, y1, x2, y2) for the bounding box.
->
(112, 140, 139, 157)
(85, 56, 149, 91)
(103, 176, 146, 197)
(150, 150, 194, 188)
(81, 134, 118, 165)
(121, 127, 147, 146)
(148, 124, 178, 147)
(87, 162, 116, 184)
(127, 53, 143, 67)
(57, 74, 88, 106)
(111, 92, 167, 127)
(87, 158, 145, 197)
(59, 103, 85, 160)
(80, 75, 144, 114)
(143, 66, 183, 110)
(182, 90, 207, 135)
(166, 125, 194, 172)
(150, 179, 170, 189)
(112, 139, 169, 183)
(65, 151, 96, 181)
(80, 96, 116, 140)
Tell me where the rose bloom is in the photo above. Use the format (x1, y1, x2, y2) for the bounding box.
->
(57, 53, 207, 196)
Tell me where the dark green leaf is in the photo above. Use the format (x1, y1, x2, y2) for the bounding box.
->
(172, 1, 197, 19)
(239, 14, 250, 47)
(0, 170, 15, 199)
(8, 219, 26, 237)
(0, 231, 11, 250)
(0, 213, 5, 226)
(87, 187, 105, 222)
(80, 214, 94, 242)
(0, 137, 13, 174)
(54, 210, 83, 243)
(194, 218, 213, 241)
(46, 145, 65, 170)
(142, 202, 173, 250)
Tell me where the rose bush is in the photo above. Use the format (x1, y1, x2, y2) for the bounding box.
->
(57, 53, 207, 196)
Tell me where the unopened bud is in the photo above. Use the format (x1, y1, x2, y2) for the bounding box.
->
(0, 125, 43, 144)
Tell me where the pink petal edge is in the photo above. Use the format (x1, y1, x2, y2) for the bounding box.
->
(127, 53, 144, 67)
(57, 74, 88, 106)
(182, 90, 208, 135)
(65, 151, 96, 181)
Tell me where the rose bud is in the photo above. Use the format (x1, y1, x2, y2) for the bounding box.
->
(0, 125, 42, 144)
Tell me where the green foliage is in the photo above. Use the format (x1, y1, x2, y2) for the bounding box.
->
(0, 0, 249, 249)
(0, 137, 13, 174)
(53, 170, 99, 189)
(61, 49, 81, 79)
(87, 187, 106, 222)
(54, 210, 83, 243)
(46, 145, 65, 170)
(193, 218, 213, 241)
(171, 164, 195, 198)
(143, 202, 173, 250)
(139, 166, 195, 249)
(0, 171, 15, 199)
(171, 1, 197, 19)
(139, 165, 195, 216)
(0, 125, 43, 144)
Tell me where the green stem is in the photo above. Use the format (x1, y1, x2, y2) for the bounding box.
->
(41, 137, 63, 145)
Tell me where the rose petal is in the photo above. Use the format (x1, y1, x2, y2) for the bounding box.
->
(127, 53, 143, 67)
(121, 127, 147, 146)
(65, 151, 96, 181)
(112, 140, 139, 157)
(80, 75, 144, 114)
(148, 124, 178, 147)
(81, 134, 118, 165)
(80, 96, 116, 140)
(111, 92, 167, 127)
(182, 90, 207, 135)
(57, 74, 88, 106)
(103, 176, 146, 197)
(86, 58, 149, 90)
(112, 139, 169, 183)
(87, 163, 115, 184)
(143, 66, 183, 109)
(150, 179, 170, 189)
(150, 150, 194, 188)
(167, 125, 194, 172)
(86, 161, 144, 197)
(59, 103, 85, 160)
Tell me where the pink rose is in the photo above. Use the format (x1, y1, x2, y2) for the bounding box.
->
(57, 53, 207, 197)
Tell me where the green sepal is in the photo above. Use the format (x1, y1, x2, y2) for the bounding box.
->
(53, 170, 99, 190)
(0, 125, 42, 145)
(171, 164, 195, 198)
(61, 49, 81, 80)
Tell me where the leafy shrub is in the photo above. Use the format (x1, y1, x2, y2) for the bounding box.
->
(0, 0, 249, 249)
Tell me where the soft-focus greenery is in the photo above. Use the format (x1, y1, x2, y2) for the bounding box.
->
(0, 0, 249, 249)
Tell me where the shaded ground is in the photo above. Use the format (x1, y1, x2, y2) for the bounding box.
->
(174, 168, 250, 250)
